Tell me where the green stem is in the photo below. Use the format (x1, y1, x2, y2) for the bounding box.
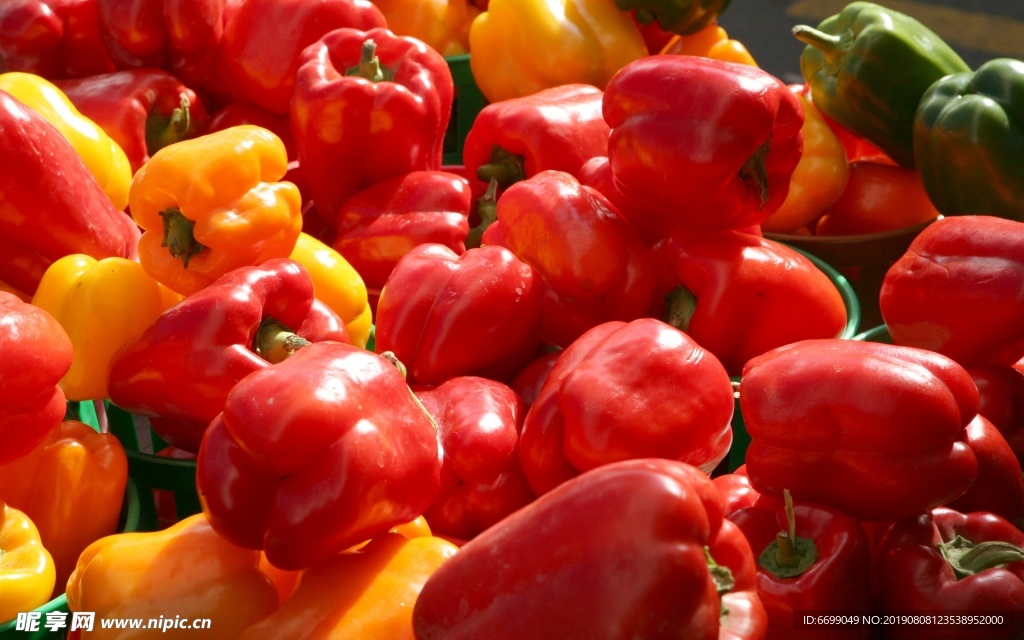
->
(758, 488, 819, 578)
(739, 138, 771, 210)
(254, 318, 310, 364)
(791, 25, 843, 53)
(159, 208, 206, 268)
(705, 547, 735, 597)
(380, 351, 440, 434)
(345, 40, 394, 82)
(146, 93, 191, 155)
(663, 286, 698, 333)
(465, 177, 500, 249)
(476, 146, 525, 189)
(940, 535, 1024, 579)
(634, 9, 656, 24)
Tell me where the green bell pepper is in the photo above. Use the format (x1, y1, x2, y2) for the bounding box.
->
(614, 0, 731, 36)
(793, 1, 970, 168)
(913, 58, 1024, 221)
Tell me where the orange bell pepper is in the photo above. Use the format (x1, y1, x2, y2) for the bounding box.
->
(0, 500, 56, 625)
(239, 533, 458, 640)
(660, 22, 758, 67)
(373, 0, 478, 56)
(0, 420, 127, 596)
(129, 125, 303, 296)
(762, 86, 850, 233)
(66, 513, 279, 639)
(31, 255, 181, 401)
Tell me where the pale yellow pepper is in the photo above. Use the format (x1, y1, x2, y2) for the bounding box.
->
(0, 72, 133, 210)
(289, 233, 372, 349)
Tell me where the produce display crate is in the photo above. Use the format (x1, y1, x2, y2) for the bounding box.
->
(442, 54, 487, 166)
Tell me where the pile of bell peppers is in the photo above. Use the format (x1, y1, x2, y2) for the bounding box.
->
(4, 0, 1024, 638)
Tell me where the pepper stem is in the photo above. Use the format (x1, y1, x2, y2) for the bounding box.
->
(663, 286, 698, 333)
(380, 351, 440, 434)
(465, 177, 500, 248)
(476, 146, 525, 189)
(146, 93, 191, 155)
(705, 546, 735, 597)
(739, 138, 770, 210)
(792, 25, 843, 53)
(757, 488, 819, 578)
(254, 318, 310, 364)
(345, 40, 395, 82)
(940, 535, 1024, 580)
(159, 208, 206, 268)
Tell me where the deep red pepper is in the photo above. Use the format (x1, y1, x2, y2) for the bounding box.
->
(95, 0, 225, 86)
(519, 318, 735, 497)
(741, 339, 979, 521)
(414, 376, 535, 539)
(207, 102, 294, 161)
(54, 68, 209, 173)
(212, 0, 386, 115)
(873, 507, 1024, 640)
(971, 364, 1024, 466)
(881, 215, 1024, 368)
(0, 90, 140, 295)
(413, 459, 768, 639)
(653, 229, 848, 376)
(0, 0, 115, 79)
(107, 259, 349, 453)
(461, 84, 610, 201)
(509, 351, 559, 408)
(332, 170, 471, 294)
(373, 244, 544, 385)
(480, 170, 660, 348)
(603, 55, 803, 233)
(947, 415, 1024, 530)
(197, 341, 441, 570)
(292, 28, 454, 226)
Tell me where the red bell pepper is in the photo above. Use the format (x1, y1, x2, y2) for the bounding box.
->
(0, 0, 115, 79)
(741, 339, 979, 521)
(374, 244, 544, 385)
(603, 55, 803, 233)
(332, 170, 471, 294)
(196, 341, 442, 570)
(208, 102, 294, 161)
(107, 259, 349, 453)
(947, 415, 1024, 529)
(413, 458, 768, 639)
(873, 507, 1024, 640)
(480, 170, 660, 348)
(519, 318, 735, 496)
(0, 90, 140, 295)
(293, 28, 454, 226)
(95, 0, 225, 86)
(54, 68, 210, 173)
(414, 376, 535, 539)
(881, 215, 1024, 368)
(0, 292, 72, 464)
(713, 466, 776, 515)
(509, 350, 559, 408)
(653, 229, 848, 376)
(461, 84, 611, 201)
(972, 364, 1024, 465)
(726, 489, 873, 640)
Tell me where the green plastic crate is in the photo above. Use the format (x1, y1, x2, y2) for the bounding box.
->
(443, 54, 487, 166)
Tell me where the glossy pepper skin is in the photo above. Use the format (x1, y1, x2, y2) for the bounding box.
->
(374, 244, 544, 385)
(615, 0, 730, 36)
(0, 500, 55, 624)
(197, 341, 442, 570)
(129, 125, 303, 296)
(31, 255, 181, 401)
(293, 28, 453, 226)
(519, 318, 735, 497)
(741, 339, 979, 521)
(653, 230, 848, 376)
(914, 58, 1024, 220)
(468, 0, 647, 104)
(372, 0, 477, 57)
(0, 420, 128, 594)
(95, 0, 226, 86)
(972, 365, 1024, 466)
(604, 55, 804, 233)
(55, 68, 210, 173)
(239, 533, 458, 640)
(333, 171, 471, 293)
(480, 170, 660, 348)
(660, 22, 757, 66)
(0, 72, 132, 211)
(793, 1, 970, 169)
(0, 0, 115, 79)
(947, 415, 1024, 529)
(0, 292, 73, 464)
(66, 513, 280, 638)
(214, 0, 386, 115)
(107, 259, 348, 453)
(414, 377, 535, 539)
(413, 459, 768, 640)
(873, 508, 1024, 640)
(461, 84, 611, 200)
(880, 216, 1024, 368)
(0, 90, 140, 294)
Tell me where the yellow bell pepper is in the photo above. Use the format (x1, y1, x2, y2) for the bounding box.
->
(660, 22, 758, 67)
(469, 0, 648, 103)
(288, 233, 372, 349)
(0, 72, 132, 211)
(762, 87, 851, 233)
(239, 533, 458, 640)
(129, 125, 303, 297)
(0, 500, 56, 625)
(373, 0, 478, 56)
(67, 513, 280, 639)
(0, 420, 128, 596)
(31, 255, 181, 401)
